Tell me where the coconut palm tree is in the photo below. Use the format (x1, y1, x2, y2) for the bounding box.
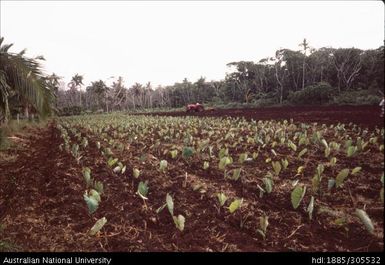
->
(0, 37, 54, 125)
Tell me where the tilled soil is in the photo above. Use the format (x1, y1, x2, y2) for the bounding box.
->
(140, 105, 384, 129)
(0, 106, 384, 252)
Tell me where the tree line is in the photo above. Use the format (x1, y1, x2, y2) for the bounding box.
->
(1, 37, 384, 122)
(56, 39, 384, 114)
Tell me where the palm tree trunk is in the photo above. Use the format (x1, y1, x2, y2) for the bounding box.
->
(25, 104, 29, 119)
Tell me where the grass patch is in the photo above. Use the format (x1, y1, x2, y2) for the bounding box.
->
(0, 119, 48, 151)
(0, 240, 19, 251)
(0, 224, 20, 251)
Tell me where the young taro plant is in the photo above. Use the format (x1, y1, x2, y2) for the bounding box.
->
(83, 167, 93, 188)
(257, 215, 269, 240)
(355, 209, 375, 235)
(215, 192, 228, 213)
(335, 168, 350, 188)
(89, 217, 107, 236)
(261, 171, 274, 196)
(133, 168, 140, 178)
(312, 164, 324, 196)
(71, 144, 82, 163)
(271, 161, 282, 176)
(159, 160, 168, 173)
(291, 184, 306, 210)
(83, 189, 101, 214)
(164, 193, 185, 232)
(228, 198, 243, 214)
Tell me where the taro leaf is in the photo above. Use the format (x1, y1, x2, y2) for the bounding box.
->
(291, 185, 306, 209)
(281, 159, 289, 170)
(257, 229, 266, 240)
(260, 215, 269, 233)
(263, 177, 273, 193)
(298, 148, 307, 158)
(89, 189, 101, 203)
(82, 167, 92, 188)
(345, 139, 353, 148)
(137, 181, 149, 200)
(203, 161, 209, 170)
(139, 154, 147, 162)
(239, 153, 248, 164)
(330, 157, 337, 166)
(166, 193, 174, 216)
(321, 139, 329, 149)
(272, 161, 281, 176)
(182, 147, 194, 159)
(89, 217, 107, 236)
(107, 157, 118, 167)
(347, 146, 357, 157)
(133, 168, 140, 178)
(355, 209, 374, 234)
(159, 160, 168, 172)
(93, 181, 104, 194)
(311, 175, 320, 193)
(351, 167, 362, 175)
(218, 156, 231, 170)
(316, 164, 325, 177)
(271, 149, 278, 157)
(252, 152, 259, 159)
(170, 150, 178, 159)
(217, 193, 228, 206)
(156, 203, 167, 214)
(72, 144, 79, 155)
(231, 168, 242, 181)
(113, 166, 121, 173)
(324, 147, 331, 158)
(228, 198, 243, 213)
(297, 166, 305, 175)
(336, 168, 350, 188)
(105, 148, 113, 156)
(328, 178, 336, 191)
(307, 196, 315, 220)
(334, 217, 347, 226)
(173, 214, 185, 232)
(289, 141, 297, 152)
(218, 148, 228, 159)
(84, 194, 99, 214)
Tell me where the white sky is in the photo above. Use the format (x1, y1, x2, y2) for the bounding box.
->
(1, 1, 384, 89)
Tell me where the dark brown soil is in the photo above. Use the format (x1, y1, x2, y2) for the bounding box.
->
(0, 105, 383, 252)
(139, 105, 384, 129)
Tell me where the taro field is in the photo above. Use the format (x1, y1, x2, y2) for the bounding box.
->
(1, 113, 384, 251)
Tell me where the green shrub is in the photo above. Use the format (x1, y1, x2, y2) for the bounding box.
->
(332, 90, 381, 105)
(58, 106, 82, 116)
(288, 82, 335, 105)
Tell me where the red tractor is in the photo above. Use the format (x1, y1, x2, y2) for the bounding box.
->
(186, 103, 205, 112)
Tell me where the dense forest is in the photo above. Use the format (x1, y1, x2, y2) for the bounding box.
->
(1, 37, 384, 120)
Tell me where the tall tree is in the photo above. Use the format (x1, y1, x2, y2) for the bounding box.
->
(67, 74, 84, 106)
(0, 37, 54, 124)
(332, 48, 362, 91)
(299, 38, 309, 89)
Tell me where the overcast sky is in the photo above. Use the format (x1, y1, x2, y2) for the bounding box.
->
(1, 1, 384, 88)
